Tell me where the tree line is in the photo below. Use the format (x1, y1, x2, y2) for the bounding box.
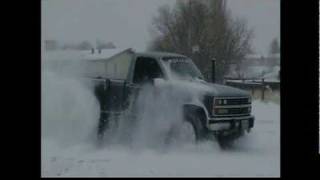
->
(148, 0, 254, 83)
(45, 40, 116, 51)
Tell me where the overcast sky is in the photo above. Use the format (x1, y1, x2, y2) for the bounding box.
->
(42, 0, 280, 56)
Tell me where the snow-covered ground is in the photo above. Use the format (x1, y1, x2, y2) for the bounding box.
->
(41, 100, 280, 177)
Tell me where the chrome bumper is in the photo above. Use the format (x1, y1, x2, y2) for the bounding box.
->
(207, 115, 254, 131)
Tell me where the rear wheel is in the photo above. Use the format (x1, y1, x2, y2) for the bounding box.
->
(97, 113, 119, 142)
(97, 116, 109, 146)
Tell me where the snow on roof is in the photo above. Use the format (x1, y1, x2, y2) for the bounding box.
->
(43, 48, 131, 61)
(85, 48, 132, 60)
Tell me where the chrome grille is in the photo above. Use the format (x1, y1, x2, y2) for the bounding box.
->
(225, 98, 249, 105)
(214, 107, 250, 115)
(214, 97, 250, 106)
(213, 97, 251, 117)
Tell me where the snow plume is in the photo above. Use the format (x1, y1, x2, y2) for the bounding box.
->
(127, 83, 187, 150)
(41, 51, 213, 151)
(124, 60, 214, 151)
(42, 54, 100, 147)
(100, 78, 216, 151)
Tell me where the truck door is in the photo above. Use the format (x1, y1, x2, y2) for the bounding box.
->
(132, 57, 164, 84)
(125, 56, 164, 112)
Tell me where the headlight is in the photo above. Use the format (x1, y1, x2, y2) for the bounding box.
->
(215, 99, 225, 105)
(223, 99, 227, 105)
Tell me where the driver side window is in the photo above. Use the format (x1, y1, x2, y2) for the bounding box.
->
(133, 57, 163, 84)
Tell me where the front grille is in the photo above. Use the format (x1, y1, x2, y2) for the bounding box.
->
(225, 98, 249, 105)
(214, 107, 250, 115)
(213, 97, 251, 117)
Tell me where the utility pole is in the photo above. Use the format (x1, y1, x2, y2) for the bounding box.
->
(211, 57, 216, 83)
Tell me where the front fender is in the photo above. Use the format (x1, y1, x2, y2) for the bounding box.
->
(183, 104, 208, 127)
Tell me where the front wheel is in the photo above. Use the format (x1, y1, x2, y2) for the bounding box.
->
(215, 130, 245, 149)
(173, 120, 197, 144)
(184, 112, 208, 142)
(165, 112, 208, 145)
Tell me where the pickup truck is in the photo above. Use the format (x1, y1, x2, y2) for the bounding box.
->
(72, 48, 255, 147)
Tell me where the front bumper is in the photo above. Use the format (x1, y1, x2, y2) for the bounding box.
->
(207, 115, 254, 132)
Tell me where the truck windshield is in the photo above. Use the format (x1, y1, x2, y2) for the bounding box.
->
(163, 57, 204, 80)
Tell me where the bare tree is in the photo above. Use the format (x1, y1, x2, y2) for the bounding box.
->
(148, 0, 254, 83)
(77, 41, 93, 50)
(96, 39, 116, 50)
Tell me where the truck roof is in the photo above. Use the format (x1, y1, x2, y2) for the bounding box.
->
(43, 48, 187, 62)
(135, 51, 187, 59)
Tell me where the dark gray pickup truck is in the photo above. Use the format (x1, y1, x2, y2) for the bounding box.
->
(71, 48, 254, 146)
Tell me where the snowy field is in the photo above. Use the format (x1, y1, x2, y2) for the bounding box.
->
(41, 100, 280, 177)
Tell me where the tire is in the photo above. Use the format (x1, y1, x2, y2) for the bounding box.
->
(164, 110, 208, 145)
(216, 130, 245, 149)
(172, 120, 197, 144)
(184, 111, 208, 142)
(97, 112, 110, 142)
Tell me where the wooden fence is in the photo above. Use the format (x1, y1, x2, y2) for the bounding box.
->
(224, 78, 280, 102)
